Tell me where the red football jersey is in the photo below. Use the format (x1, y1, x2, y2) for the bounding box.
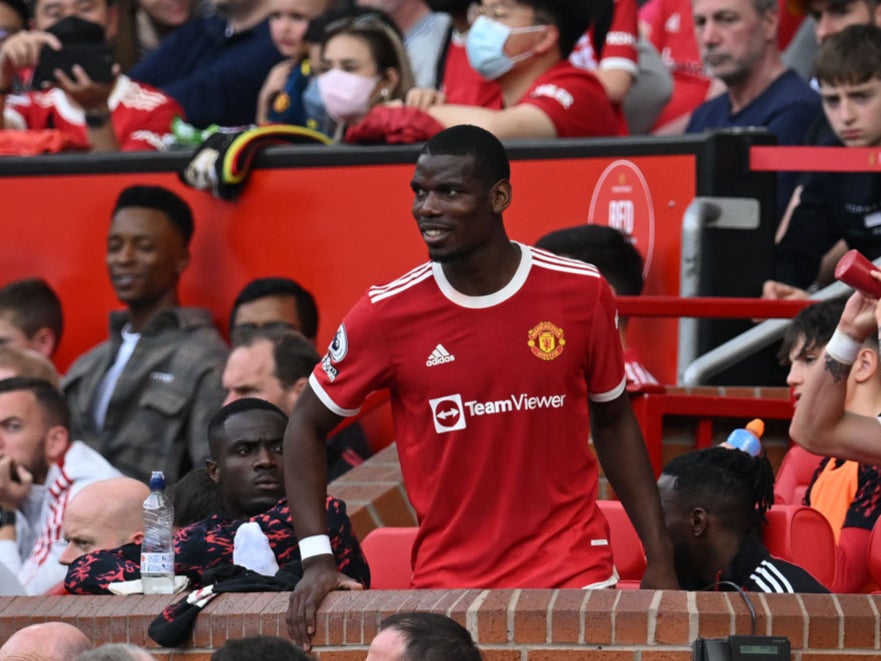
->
(311, 244, 625, 588)
(521, 62, 621, 137)
(4, 75, 182, 151)
(639, 0, 712, 128)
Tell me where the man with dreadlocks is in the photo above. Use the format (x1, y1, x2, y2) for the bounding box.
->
(658, 446, 829, 593)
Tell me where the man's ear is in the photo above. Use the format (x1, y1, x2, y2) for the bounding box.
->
(29, 327, 57, 359)
(130, 531, 145, 545)
(292, 376, 308, 397)
(490, 179, 512, 214)
(281, 377, 309, 414)
(852, 346, 877, 384)
(761, 6, 779, 41)
(533, 24, 559, 56)
(44, 425, 69, 465)
(175, 248, 190, 276)
(689, 507, 709, 537)
(206, 459, 221, 484)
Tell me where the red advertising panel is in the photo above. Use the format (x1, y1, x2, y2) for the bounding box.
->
(0, 150, 695, 383)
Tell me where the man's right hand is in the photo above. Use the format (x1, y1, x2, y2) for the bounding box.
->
(837, 289, 880, 344)
(0, 456, 32, 509)
(286, 554, 363, 651)
(762, 280, 808, 300)
(0, 30, 62, 89)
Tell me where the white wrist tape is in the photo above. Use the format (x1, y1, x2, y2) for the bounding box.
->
(825, 328, 861, 365)
(299, 534, 332, 560)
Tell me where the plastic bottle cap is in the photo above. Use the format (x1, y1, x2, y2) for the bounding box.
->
(745, 418, 764, 438)
(726, 428, 762, 456)
(148, 471, 166, 490)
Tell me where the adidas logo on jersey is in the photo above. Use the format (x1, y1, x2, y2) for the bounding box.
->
(426, 344, 455, 367)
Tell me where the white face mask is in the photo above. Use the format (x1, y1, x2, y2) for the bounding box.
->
(317, 69, 380, 124)
(465, 15, 546, 80)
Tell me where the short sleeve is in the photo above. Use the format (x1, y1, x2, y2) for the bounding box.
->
(521, 66, 618, 137)
(586, 277, 627, 401)
(600, 0, 639, 75)
(120, 96, 183, 151)
(309, 293, 395, 417)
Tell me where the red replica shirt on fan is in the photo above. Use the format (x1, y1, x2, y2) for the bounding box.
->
(4, 75, 182, 151)
(639, 0, 711, 128)
(570, 0, 639, 77)
(520, 62, 620, 137)
(310, 244, 625, 589)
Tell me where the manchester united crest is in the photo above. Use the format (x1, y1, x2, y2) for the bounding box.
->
(527, 321, 565, 361)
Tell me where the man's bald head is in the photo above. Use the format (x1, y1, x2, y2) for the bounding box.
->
(0, 622, 91, 660)
(59, 477, 150, 565)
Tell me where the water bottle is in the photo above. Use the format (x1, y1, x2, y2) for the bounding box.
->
(725, 418, 764, 457)
(141, 470, 175, 594)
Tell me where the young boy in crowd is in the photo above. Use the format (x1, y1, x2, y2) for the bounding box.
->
(764, 24, 881, 298)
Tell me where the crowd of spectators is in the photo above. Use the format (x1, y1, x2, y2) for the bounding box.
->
(0, 0, 860, 152)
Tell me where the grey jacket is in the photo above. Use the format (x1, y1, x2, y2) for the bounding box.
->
(63, 307, 228, 484)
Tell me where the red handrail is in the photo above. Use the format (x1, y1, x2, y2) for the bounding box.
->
(616, 295, 811, 320)
(750, 145, 881, 172)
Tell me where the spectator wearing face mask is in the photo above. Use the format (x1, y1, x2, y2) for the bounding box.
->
(313, 11, 416, 142)
(344, 0, 621, 143)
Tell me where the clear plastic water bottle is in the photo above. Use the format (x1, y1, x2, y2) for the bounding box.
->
(725, 418, 764, 457)
(141, 470, 175, 594)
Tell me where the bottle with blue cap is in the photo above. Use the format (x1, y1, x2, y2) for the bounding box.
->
(141, 470, 175, 594)
(725, 418, 764, 457)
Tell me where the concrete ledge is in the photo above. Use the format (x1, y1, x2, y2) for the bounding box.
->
(0, 589, 878, 659)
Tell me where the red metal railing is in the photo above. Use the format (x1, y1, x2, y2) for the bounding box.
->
(616, 295, 810, 320)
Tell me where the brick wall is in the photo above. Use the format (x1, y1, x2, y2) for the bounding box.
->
(1, 589, 878, 659)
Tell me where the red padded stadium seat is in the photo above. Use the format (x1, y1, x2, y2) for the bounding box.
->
(360, 527, 417, 589)
(596, 500, 646, 587)
(762, 504, 835, 589)
(868, 517, 881, 590)
(360, 508, 652, 590)
(774, 445, 822, 506)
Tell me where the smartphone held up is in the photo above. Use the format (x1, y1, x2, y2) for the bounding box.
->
(30, 15, 113, 89)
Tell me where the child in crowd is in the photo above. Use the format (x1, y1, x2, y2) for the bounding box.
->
(255, 0, 332, 126)
(764, 24, 881, 299)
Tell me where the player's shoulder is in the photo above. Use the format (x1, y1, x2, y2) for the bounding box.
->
(366, 261, 434, 304)
(528, 245, 604, 281)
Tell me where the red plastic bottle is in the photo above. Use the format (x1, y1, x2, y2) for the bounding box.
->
(834, 249, 881, 298)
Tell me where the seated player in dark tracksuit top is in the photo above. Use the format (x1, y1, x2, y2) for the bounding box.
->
(658, 446, 828, 593)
